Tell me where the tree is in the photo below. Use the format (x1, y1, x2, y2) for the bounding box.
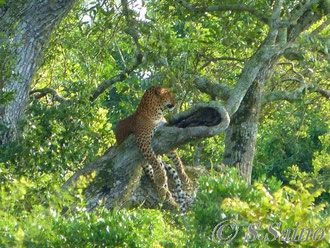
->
(62, 0, 329, 209)
(1, 0, 328, 211)
(175, 0, 329, 184)
(0, 1, 328, 246)
(0, 0, 79, 144)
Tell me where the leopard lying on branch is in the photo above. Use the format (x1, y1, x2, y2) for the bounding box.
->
(115, 86, 192, 212)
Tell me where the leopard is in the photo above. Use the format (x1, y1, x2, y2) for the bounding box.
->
(115, 85, 191, 212)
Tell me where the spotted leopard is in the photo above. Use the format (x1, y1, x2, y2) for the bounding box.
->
(115, 86, 191, 211)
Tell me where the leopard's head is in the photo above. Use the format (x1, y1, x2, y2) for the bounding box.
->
(154, 86, 176, 110)
(137, 86, 177, 115)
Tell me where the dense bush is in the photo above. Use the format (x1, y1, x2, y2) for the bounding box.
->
(255, 101, 329, 184)
(1, 159, 328, 247)
(187, 162, 329, 247)
(0, 175, 186, 248)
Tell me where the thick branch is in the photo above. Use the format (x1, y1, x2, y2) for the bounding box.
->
(268, 0, 281, 42)
(177, 0, 269, 23)
(262, 83, 330, 105)
(193, 76, 233, 101)
(224, 42, 287, 115)
(62, 101, 230, 211)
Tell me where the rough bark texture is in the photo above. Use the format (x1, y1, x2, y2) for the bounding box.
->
(222, 36, 282, 185)
(62, 103, 230, 211)
(224, 81, 263, 185)
(0, 0, 77, 144)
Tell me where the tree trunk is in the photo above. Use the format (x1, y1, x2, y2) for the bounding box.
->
(0, 0, 77, 144)
(223, 43, 283, 185)
(222, 0, 327, 184)
(223, 81, 263, 185)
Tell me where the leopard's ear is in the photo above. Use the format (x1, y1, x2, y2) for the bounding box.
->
(155, 86, 166, 95)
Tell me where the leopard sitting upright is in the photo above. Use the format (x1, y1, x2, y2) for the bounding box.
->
(115, 86, 191, 211)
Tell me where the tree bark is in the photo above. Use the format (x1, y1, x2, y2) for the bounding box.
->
(223, 81, 263, 185)
(222, 36, 282, 185)
(0, 0, 77, 144)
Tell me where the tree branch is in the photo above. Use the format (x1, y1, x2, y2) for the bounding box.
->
(121, 0, 142, 53)
(277, 62, 304, 80)
(288, 0, 322, 26)
(262, 83, 330, 106)
(199, 56, 246, 71)
(89, 53, 143, 101)
(193, 76, 233, 101)
(62, 101, 230, 211)
(224, 40, 289, 115)
(30, 87, 68, 103)
(287, 0, 325, 41)
(89, 0, 143, 101)
(176, 0, 269, 23)
(267, 0, 282, 43)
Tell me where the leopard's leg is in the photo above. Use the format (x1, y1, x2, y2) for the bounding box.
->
(167, 150, 191, 189)
(142, 163, 187, 208)
(161, 162, 182, 200)
(135, 129, 178, 209)
(142, 164, 154, 181)
(163, 162, 187, 213)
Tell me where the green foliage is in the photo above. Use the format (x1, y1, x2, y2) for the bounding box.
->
(186, 166, 329, 247)
(0, 100, 113, 181)
(0, 174, 186, 248)
(285, 133, 330, 204)
(2, 166, 327, 248)
(255, 100, 329, 184)
(0, 91, 14, 105)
